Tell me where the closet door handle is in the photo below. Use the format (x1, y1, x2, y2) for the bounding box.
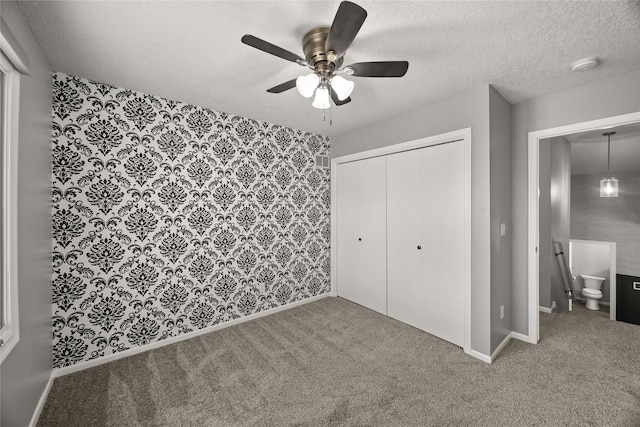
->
(417, 245, 422, 250)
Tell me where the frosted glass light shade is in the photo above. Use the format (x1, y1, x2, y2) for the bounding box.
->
(312, 87, 330, 109)
(600, 177, 618, 197)
(296, 73, 320, 98)
(331, 75, 354, 100)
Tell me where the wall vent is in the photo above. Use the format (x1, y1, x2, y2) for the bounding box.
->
(315, 155, 330, 169)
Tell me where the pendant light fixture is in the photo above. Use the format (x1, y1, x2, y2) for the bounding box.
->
(599, 131, 618, 198)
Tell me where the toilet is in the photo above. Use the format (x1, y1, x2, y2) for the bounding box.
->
(581, 274, 605, 310)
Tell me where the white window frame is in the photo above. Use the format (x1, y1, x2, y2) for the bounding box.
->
(0, 48, 21, 364)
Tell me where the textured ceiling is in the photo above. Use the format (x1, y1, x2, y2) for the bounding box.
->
(17, 0, 640, 137)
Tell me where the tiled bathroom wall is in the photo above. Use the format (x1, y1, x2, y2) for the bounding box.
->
(571, 170, 640, 277)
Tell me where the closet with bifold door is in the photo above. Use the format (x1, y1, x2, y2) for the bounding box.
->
(336, 137, 467, 347)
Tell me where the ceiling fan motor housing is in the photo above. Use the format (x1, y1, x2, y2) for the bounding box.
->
(303, 27, 330, 65)
(303, 27, 342, 78)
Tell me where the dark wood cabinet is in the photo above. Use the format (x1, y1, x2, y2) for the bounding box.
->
(617, 274, 640, 326)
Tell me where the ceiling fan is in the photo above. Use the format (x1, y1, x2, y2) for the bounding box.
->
(241, 1, 409, 109)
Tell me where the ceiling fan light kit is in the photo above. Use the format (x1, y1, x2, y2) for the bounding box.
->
(331, 75, 355, 101)
(312, 86, 331, 110)
(296, 73, 320, 98)
(241, 1, 409, 115)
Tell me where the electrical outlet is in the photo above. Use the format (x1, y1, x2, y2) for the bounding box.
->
(500, 305, 504, 319)
(500, 223, 506, 236)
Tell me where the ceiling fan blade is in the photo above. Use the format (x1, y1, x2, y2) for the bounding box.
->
(330, 87, 352, 106)
(345, 61, 409, 77)
(267, 79, 297, 94)
(325, 1, 367, 61)
(241, 34, 305, 64)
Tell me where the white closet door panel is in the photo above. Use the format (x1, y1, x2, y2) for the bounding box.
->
(387, 142, 465, 346)
(387, 150, 424, 326)
(418, 142, 465, 346)
(337, 162, 359, 305)
(337, 157, 387, 314)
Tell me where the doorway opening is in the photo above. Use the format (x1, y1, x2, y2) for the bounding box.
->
(527, 111, 640, 343)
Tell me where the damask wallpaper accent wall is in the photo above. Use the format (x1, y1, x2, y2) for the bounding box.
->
(51, 73, 331, 368)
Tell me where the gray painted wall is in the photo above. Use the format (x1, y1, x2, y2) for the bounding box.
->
(571, 170, 640, 277)
(332, 84, 494, 356)
(0, 2, 54, 426)
(539, 136, 572, 311)
(550, 137, 572, 311)
(539, 139, 552, 308)
(489, 87, 512, 351)
(511, 69, 640, 335)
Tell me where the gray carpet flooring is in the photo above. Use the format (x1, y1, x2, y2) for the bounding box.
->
(38, 296, 640, 426)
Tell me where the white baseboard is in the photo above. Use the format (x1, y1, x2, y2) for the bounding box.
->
(473, 330, 534, 365)
(468, 349, 492, 364)
(539, 306, 552, 314)
(489, 332, 513, 362)
(510, 331, 531, 343)
(28, 372, 54, 427)
(53, 293, 330, 378)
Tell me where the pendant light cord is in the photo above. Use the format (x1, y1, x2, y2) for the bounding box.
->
(607, 133, 611, 175)
(603, 131, 615, 176)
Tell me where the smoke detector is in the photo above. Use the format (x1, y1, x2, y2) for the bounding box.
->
(571, 57, 599, 72)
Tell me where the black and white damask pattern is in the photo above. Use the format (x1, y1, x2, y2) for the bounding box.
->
(51, 73, 331, 368)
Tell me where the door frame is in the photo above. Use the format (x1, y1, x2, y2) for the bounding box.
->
(527, 112, 640, 343)
(331, 128, 472, 355)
